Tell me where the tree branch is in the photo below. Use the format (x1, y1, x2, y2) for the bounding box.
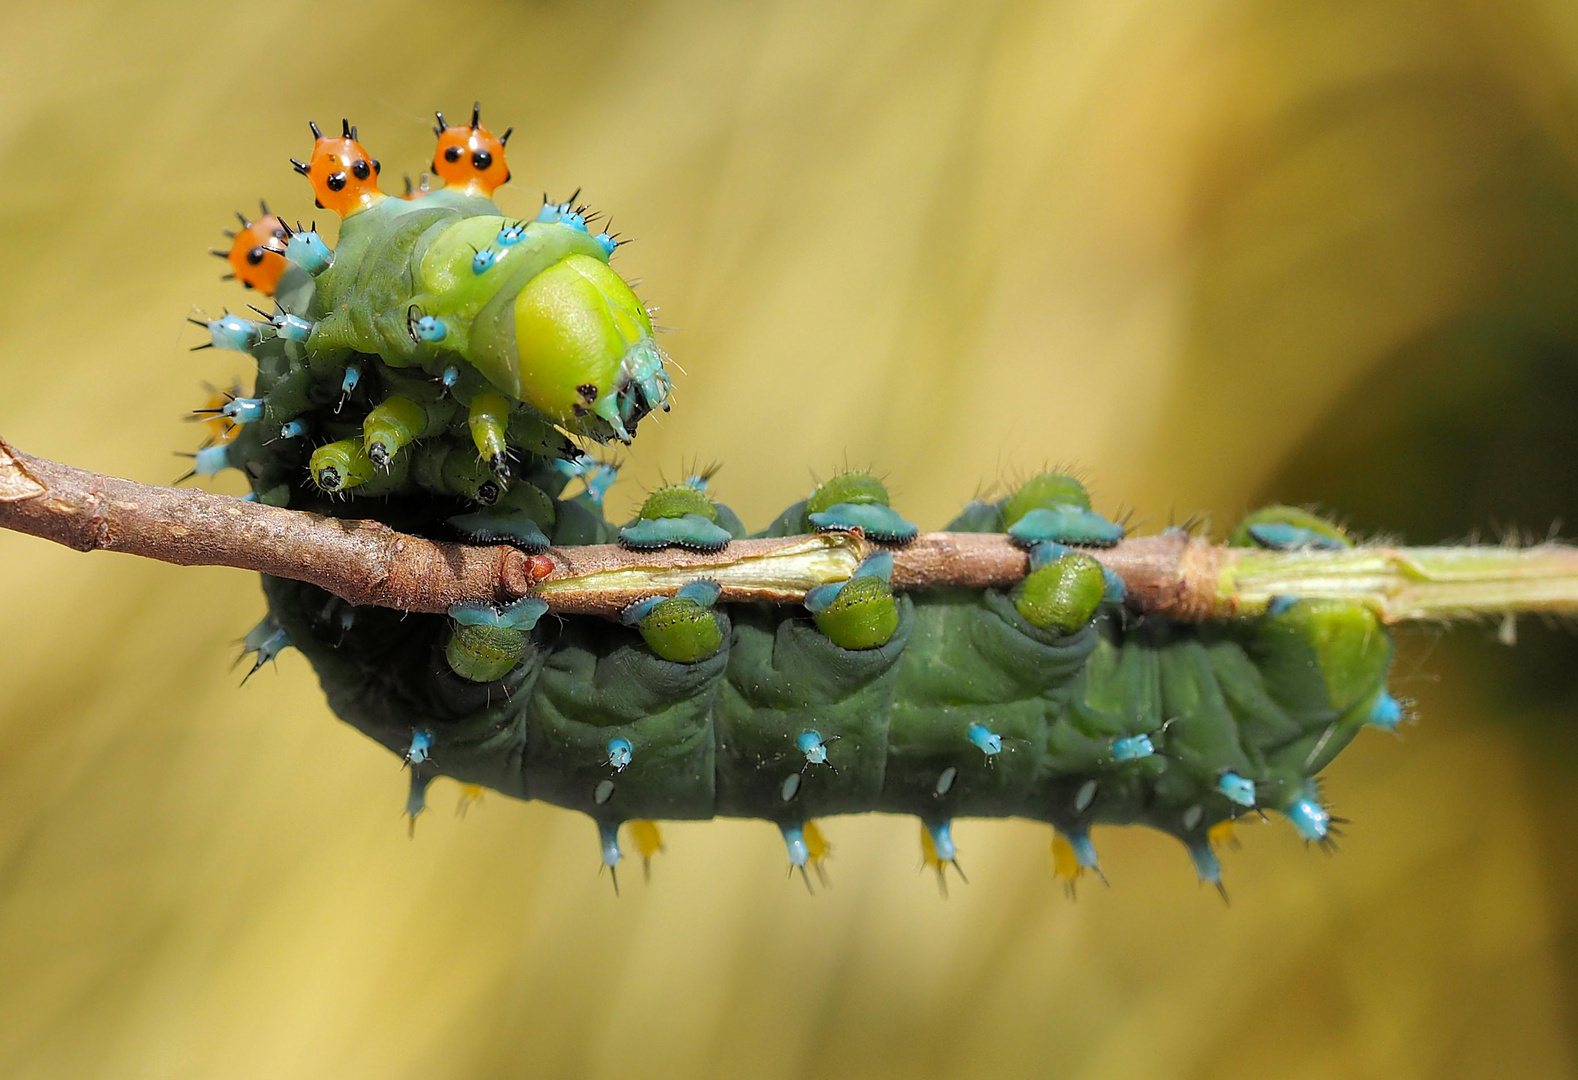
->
(5, 435, 1578, 624)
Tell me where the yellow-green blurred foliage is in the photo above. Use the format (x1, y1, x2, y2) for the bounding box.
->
(2, 1, 1577, 1076)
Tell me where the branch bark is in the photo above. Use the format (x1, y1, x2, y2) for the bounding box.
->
(5, 435, 1578, 624)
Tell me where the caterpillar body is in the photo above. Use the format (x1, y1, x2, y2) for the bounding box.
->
(199, 107, 1398, 893)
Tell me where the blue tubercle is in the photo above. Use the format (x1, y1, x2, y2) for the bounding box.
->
(238, 618, 291, 682)
(404, 729, 433, 766)
(797, 730, 833, 768)
(284, 229, 333, 275)
(619, 596, 664, 627)
(199, 312, 264, 353)
(618, 514, 732, 552)
(780, 823, 809, 868)
(1285, 796, 1332, 841)
(1101, 566, 1127, 605)
(471, 249, 497, 274)
(1217, 772, 1257, 807)
(278, 420, 307, 440)
(583, 463, 617, 504)
(447, 509, 551, 553)
(415, 315, 449, 343)
(967, 722, 1002, 758)
(448, 596, 550, 631)
(1247, 522, 1347, 551)
(340, 365, 361, 395)
(676, 579, 723, 607)
(536, 202, 588, 231)
(606, 737, 633, 772)
(1110, 733, 1154, 762)
(191, 443, 234, 477)
(270, 311, 315, 342)
(1187, 840, 1223, 887)
(1009, 506, 1124, 549)
(1028, 541, 1072, 569)
(1066, 829, 1100, 871)
(807, 502, 918, 545)
(1267, 595, 1299, 616)
(497, 222, 526, 246)
(619, 580, 722, 630)
(597, 821, 622, 894)
(595, 233, 618, 257)
(926, 819, 957, 863)
(405, 771, 433, 834)
(209, 396, 264, 425)
(1368, 691, 1403, 731)
(804, 552, 894, 614)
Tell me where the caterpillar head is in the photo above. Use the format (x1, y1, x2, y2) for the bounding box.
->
(290, 119, 383, 218)
(433, 103, 512, 197)
(213, 203, 289, 293)
(503, 253, 665, 443)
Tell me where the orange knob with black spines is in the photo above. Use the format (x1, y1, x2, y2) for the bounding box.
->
(289, 119, 384, 219)
(211, 202, 289, 294)
(432, 102, 512, 197)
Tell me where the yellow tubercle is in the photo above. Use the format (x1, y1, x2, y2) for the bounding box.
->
(626, 819, 664, 881)
(804, 819, 831, 887)
(455, 783, 485, 818)
(1050, 830, 1082, 886)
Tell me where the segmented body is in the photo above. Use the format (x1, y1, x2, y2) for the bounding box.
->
(197, 107, 1399, 892)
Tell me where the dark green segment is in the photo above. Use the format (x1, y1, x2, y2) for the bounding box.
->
(526, 617, 730, 821)
(262, 542, 1391, 842)
(713, 602, 915, 821)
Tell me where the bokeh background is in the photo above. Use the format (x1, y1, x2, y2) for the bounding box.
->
(2, 0, 1577, 1076)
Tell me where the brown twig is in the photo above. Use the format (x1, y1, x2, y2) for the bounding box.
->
(0, 435, 1217, 618)
(7, 435, 1578, 624)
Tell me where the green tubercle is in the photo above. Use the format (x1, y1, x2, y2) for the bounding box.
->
(1002, 473, 1092, 528)
(1013, 551, 1106, 633)
(639, 483, 719, 523)
(1230, 504, 1351, 550)
(807, 471, 890, 515)
(446, 624, 530, 683)
(813, 574, 900, 650)
(637, 597, 725, 663)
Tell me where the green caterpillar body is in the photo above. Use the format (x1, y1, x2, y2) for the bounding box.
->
(199, 111, 1399, 889)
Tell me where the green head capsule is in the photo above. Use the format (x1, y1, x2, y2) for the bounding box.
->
(510, 254, 657, 442)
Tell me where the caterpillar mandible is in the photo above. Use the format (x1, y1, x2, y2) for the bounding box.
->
(190, 105, 1399, 897)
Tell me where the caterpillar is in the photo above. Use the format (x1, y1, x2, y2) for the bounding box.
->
(192, 105, 1399, 895)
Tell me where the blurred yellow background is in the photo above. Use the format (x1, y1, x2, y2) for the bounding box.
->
(3, 0, 1577, 1076)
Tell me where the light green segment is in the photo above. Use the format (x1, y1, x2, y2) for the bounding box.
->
(1220, 543, 1578, 622)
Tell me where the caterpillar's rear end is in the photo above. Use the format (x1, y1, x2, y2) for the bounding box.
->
(194, 106, 1401, 895)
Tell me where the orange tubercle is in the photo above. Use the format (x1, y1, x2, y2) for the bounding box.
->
(432, 102, 512, 197)
(290, 119, 384, 219)
(216, 204, 289, 294)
